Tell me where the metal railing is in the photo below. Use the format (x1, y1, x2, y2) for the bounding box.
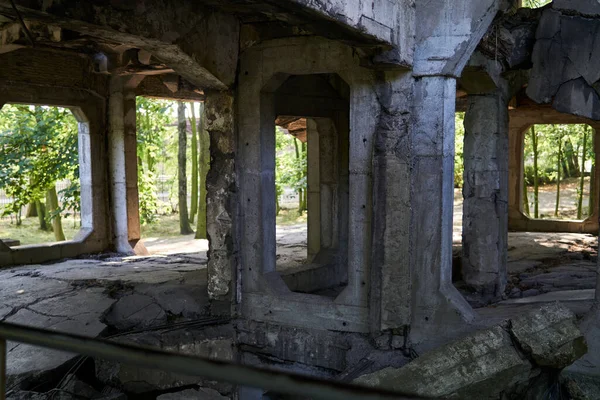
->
(0, 321, 421, 400)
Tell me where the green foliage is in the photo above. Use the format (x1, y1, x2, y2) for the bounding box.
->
(0, 105, 79, 222)
(136, 97, 174, 224)
(522, 0, 551, 8)
(524, 124, 592, 185)
(275, 127, 307, 210)
(455, 112, 465, 188)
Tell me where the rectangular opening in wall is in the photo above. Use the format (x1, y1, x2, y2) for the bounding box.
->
(135, 97, 208, 256)
(274, 115, 349, 299)
(522, 124, 595, 222)
(0, 104, 84, 246)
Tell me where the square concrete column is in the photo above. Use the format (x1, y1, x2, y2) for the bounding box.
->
(307, 119, 321, 260)
(204, 90, 237, 303)
(108, 76, 147, 255)
(410, 76, 475, 341)
(307, 118, 341, 262)
(462, 92, 508, 301)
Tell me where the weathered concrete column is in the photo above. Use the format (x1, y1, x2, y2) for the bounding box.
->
(317, 118, 339, 252)
(410, 76, 475, 341)
(307, 117, 340, 262)
(306, 119, 321, 260)
(107, 77, 147, 255)
(369, 71, 413, 332)
(205, 90, 236, 303)
(462, 91, 508, 301)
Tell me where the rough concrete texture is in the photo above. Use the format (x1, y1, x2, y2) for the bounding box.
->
(0, 253, 213, 393)
(157, 388, 230, 400)
(461, 91, 509, 301)
(355, 303, 587, 399)
(414, 0, 503, 76)
(96, 327, 234, 394)
(205, 90, 236, 301)
(527, 8, 600, 119)
(510, 303, 588, 368)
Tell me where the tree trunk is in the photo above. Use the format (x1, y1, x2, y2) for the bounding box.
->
(177, 101, 193, 235)
(190, 103, 198, 224)
(555, 135, 562, 217)
(26, 202, 37, 217)
(523, 177, 530, 216)
(46, 185, 66, 241)
(35, 200, 49, 231)
(531, 126, 540, 218)
(195, 102, 209, 240)
(293, 138, 303, 215)
(578, 126, 588, 219)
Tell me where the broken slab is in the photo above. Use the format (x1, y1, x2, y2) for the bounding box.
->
(96, 326, 234, 394)
(103, 293, 167, 331)
(355, 325, 532, 398)
(354, 303, 587, 398)
(510, 302, 588, 368)
(5, 288, 115, 390)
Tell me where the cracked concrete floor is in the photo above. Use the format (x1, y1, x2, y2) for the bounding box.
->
(1, 224, 598, 396)
(0, 251, 210, 392)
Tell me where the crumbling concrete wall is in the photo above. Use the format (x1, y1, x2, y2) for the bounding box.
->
(527, 4, 600, 120)
(205, 90, 237, 305)
(237, 36, 380, 333)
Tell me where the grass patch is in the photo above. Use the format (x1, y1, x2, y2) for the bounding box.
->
(0, 215, 81, 245)
(140, 213, 183, 238)
(1, 210, 309, 247)
(276, 208, 307, 226)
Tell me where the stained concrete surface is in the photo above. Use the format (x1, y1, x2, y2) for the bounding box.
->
(1, 223, 597, 398)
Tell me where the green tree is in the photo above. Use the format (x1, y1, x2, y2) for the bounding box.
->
(275, 127, 307, 215)
(195, 102, 209, 240)
(177, 101, 193, 235)
(189, 103, 199, 224)
(0, 105, 78, 240)
(136, 97, 173, 224)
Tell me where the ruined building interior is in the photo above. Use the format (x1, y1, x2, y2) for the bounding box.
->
(1, 0, 600, 399)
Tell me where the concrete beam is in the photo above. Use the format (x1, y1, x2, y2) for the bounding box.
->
(0, 0, 239, 89)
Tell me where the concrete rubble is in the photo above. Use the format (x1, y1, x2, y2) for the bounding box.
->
(354, 303, 587, 399)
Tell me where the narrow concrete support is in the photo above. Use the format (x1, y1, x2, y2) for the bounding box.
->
(205, 90, 236, 302)
(410, 76, 475, 341)
(317, 118, 339, 252)
(369, 71, 413, 332)
(307, 117, 340, 261)
(306, 119, 321, 260)
(108, 77, 147, 255)
(462, 92, 508, 301)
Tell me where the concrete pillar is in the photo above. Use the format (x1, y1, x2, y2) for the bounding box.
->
(107, 76, 147, 255)
(205, 90, 236, 303)
(462, 92, 508, 301)
(307, 117, 340, 262)
(317, 118, 338, 251)
(410, 76, 475, 341)
(369, 71, 413, 332)
(307, 119, 321, 260)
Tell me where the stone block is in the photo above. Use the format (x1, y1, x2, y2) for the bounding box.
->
(354, 325, 532, 398)
(355, 304, 587, 398)
(103, 294, 167, 331)
(509, 302, 587, 368)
